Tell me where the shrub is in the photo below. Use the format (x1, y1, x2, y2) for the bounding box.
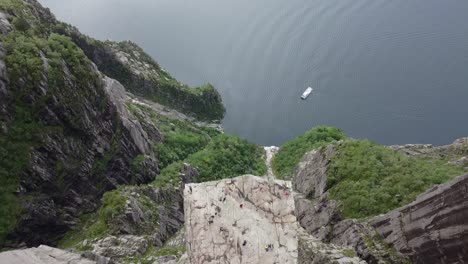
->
(327, 140, 465, 218)
(187, 134, 266, 182)
(153, 134, 266, 186)
(272, 126, 345, 179)
(12, 17, 30, 31)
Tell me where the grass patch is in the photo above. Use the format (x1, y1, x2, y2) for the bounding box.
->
(327, 139, 465, 219)
(272, 126, 345, 179)
(343, 248, 357, 258)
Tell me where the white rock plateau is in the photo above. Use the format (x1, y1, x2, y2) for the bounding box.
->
(184, 175, 298, 264)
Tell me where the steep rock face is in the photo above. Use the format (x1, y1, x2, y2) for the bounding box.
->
(184, 175, 365, 264)
(293, 146, 335, 198)
(103, 77, 154, 155)
(370, 173, 468, 264)
(294, 193, 341, 241)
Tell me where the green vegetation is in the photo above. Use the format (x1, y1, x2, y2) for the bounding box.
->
(58, 190, 127, 249)
(105, 41, 225, 121)
(0, 0, 26, 14)
(272, 126, 345, 179)
(152, 81, 225, 121)
(154, 134, 267, 186)
(0, 106, 40, 245)
(342, 249, 357, 258)
(123, 244, 186, 264)
(128, 103, 217, 169)
(327, 140, 465, 219)
(0, 28, 103, 244)
(152, 117, 212, 168)
(53, 22, 225, 121)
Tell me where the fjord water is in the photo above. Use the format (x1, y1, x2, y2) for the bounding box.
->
(39, 0, 468, 146)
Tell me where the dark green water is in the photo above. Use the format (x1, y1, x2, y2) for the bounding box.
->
(39, 0, 468, 146)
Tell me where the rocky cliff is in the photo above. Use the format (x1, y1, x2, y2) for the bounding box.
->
(0, 0, 225, 248)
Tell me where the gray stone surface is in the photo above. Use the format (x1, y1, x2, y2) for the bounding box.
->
(0, 12, 11, 35)
(294, 193, 341, 241)
(103, 77, 153, 155)
(293, 146, 335, 198)
(0, 245, 98, 264)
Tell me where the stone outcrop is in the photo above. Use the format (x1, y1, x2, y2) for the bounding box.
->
(370, 173, 468, 263)
(184, 175, 365, 264)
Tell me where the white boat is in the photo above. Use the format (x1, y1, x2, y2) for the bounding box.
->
(301, 87, 313, 100)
